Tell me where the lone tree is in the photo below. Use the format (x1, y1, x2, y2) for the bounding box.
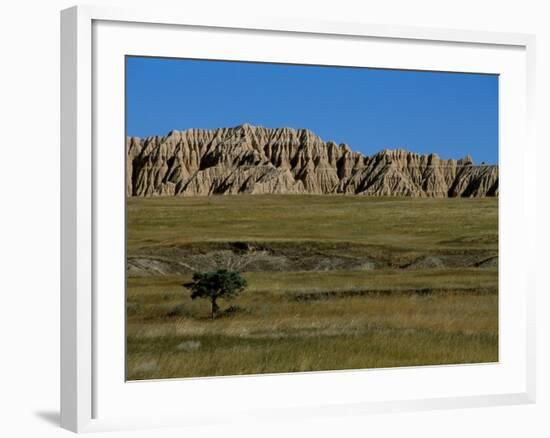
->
(183, 269, 247, 319)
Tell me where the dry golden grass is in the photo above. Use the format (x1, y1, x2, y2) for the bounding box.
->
(127, 269, 498, 380)
(126, 195, 498, 380)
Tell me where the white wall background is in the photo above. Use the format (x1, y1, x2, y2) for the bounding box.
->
(0, 1, 547, 437)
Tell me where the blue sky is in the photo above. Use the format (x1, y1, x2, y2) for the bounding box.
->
(126, 57, 498, 164)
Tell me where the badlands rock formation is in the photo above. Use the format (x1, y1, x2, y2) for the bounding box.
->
(127, 124, 498, 197)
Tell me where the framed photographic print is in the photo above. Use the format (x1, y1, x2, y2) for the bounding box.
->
(61, 5, 536, 433)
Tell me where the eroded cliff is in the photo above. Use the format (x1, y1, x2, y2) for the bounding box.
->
(127, 124, 498, 197)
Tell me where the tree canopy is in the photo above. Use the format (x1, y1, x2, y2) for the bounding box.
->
(183, 269, 247, 319)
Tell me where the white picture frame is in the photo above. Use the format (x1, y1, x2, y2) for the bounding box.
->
(60, 4, 536, 433)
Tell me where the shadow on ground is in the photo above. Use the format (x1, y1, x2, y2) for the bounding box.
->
(34, 410, 59, 427)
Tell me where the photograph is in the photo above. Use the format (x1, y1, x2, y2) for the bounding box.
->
(125, 56, 499, 380)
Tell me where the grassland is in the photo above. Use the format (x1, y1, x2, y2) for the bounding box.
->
(126, 195, 498, 380)
(127, 195, 498, 251)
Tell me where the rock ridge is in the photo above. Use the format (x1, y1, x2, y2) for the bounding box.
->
(127, 124, 498, 197)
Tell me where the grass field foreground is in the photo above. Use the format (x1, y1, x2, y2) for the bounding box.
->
(126, 195, 498, 380)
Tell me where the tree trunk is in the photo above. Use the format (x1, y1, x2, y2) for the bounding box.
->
(211, 298, 219, 320)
